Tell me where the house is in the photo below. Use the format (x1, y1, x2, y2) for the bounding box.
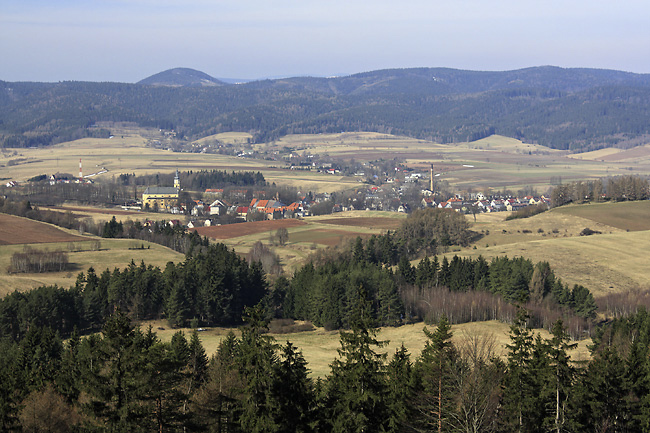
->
(235, 206, 249, 218)
(490, 199, 506, 211)
(421, 197, 435, 208)
(205, 188, 224, 197)
(209, 199, 230, 216)
(507, 202, 529, 212)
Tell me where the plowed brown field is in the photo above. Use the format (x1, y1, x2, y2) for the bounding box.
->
(0, 214, 87, 245)
(192, 219, 307, 239)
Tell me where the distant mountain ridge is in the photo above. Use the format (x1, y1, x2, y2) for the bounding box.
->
(138, 68, 226, 87)
(2, 66, 650, 151)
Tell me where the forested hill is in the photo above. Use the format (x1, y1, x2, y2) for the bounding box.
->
(2, 66, 650, 150)
(137, 67, 227, 87)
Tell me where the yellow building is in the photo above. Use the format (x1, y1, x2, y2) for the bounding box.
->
(142, 170, 180, 211)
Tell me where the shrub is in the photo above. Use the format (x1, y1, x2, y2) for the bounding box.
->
(580, 227, 601, 236)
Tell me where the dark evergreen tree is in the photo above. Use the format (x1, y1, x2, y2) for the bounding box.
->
(385, 344, 416, 432)
(237, 306, 280, 433)
(545, 319, 577, 433)
(273, 342, 315, 433)
(501, 309, 535, 433)
(415, 314, 456, 433)
(325, 286, 389, 433)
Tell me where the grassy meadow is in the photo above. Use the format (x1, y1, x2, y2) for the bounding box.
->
(0, 134, 359, 193)
(435, 201, 650, 297)
(147, 319, 592, 378)
(0, 233, 183, 296)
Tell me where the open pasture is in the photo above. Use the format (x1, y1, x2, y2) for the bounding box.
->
(3, 131, 650, 193)
(448, 204, 650, 297)
(0, 213, 86, 245)
(197, 211, 404, 271)
(0, 134, 359, 193)
(316, 216, 404, 230)
(149, 319, 591, 378)
(551, 201, 650, 232)
(0, 237, 183, 296)
(40, 205, 178, 224)
(569, 144, 650, 163)
(193, 219, 307, 240)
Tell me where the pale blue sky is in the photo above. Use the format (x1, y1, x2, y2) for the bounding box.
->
(1, 0, 648, 82)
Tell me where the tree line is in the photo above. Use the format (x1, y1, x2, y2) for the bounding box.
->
(8, 246, 69, 274)
(117, 169, 266, 189)
(551, 175, 649, 207)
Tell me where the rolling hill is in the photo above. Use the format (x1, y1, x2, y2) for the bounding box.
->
(2, 66, 650, 150)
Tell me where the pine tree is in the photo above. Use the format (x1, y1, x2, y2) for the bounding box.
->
(575, 347, 628, 432)
(237, 305, 280, 433)
(192, 331, 243, 432)
(386, 344, 416, 432)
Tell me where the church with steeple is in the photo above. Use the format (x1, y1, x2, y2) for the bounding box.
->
(142, 169, 181, 211)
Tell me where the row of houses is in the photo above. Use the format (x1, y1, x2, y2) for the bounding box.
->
(191, 197, 310, 220)
(422, 196, 551, 213)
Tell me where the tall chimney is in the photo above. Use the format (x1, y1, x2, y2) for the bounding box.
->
(430, 163, 434, 192)
(79, 159, 83, 181)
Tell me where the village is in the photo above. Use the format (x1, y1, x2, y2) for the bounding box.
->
(137, 167, 551, 230)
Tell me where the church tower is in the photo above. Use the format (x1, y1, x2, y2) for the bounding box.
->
(174, 169, 180, 189)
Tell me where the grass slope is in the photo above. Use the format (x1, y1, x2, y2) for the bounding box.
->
(448, 202, 650, 297)
(147, 320, 592, 378)
(0, 237, 183, 296)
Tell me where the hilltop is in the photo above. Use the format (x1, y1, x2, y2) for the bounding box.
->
(137, 67, 226, 87)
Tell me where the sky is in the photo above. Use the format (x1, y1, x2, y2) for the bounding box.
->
(1, 0, 649, 82)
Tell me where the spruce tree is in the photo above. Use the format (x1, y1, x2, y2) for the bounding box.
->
(545, 319, 577, 433)
(386, 344, 416, 432)
(237, 305, 280, 433)
(502, 309, 535, 433)
(325, 285, 389, 433)
(273, 342, 315, 433)
(415, 314, 455, 433)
